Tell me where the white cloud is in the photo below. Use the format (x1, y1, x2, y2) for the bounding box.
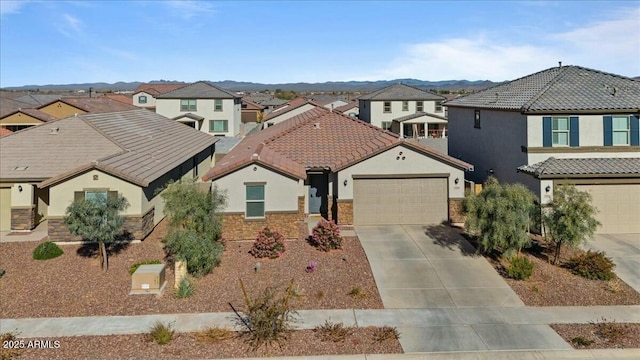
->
(57, 13, 83, 38)
(358, 7, 640, 81)
(165, 0, 215, 20)
(0, 0, 30, 15)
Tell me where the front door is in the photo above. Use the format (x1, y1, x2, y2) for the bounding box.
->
(308, 174, 328, 217)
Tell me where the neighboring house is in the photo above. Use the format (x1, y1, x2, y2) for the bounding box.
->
(258, 97, 288, 114)
(445, 65, 640, 234)
(358, 83, 446, 132)
(0, 127, 12, 137)
(100, 93, 133, 105)
(261, 100, 321, 128)
(0, 109, 217, 236)
(390, 112, 448, 139)
(333, 101, 359, 117)
(0, 109, 57, 132)
(132, 83, 186, 109)
(203, 107, 472, 240)
(155, 81, 242, 137)
(241, 99, 265, 123)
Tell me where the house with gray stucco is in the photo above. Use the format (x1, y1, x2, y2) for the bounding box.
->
(445, 65, 640, 234)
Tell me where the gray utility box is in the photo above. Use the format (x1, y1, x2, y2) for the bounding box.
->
(130, 264, 167, 295)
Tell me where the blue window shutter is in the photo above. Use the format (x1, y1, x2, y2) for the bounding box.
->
(603, 116, 613, 146)
(569, 116, 579, 147)
(631, 115, 639, 146)
(542, 116, 552, 147)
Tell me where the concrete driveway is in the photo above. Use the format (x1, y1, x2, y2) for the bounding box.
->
(586, 233, 640, 292)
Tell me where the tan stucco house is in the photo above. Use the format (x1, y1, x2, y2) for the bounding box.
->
(203, 107, 473, 240)
(0, 109, 217, 238)
(132, 83, 186, 110)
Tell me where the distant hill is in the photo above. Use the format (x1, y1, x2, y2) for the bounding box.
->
(1, 79, 498, 93)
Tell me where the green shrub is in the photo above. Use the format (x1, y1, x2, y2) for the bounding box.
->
(506, 255, 534, 280)
(571, 336, 594, 346)
(147, 321, 174, 345)
(372, 326, 401, 342)
(164, 229, 223, 277)
(0, 269, 5, 279)
(313, 321, 353, 343)
(32, 241, 64, 260)
(249, 227, 286, 259)
(567, 250, 615, 281)
(174, 276, 195, 298)
(311, 219, 343, 252)
(129, 260, 162, 275)
(347, 287, 367, 298)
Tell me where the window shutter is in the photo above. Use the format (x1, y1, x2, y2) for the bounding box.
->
(630, 115, 639, 146)
(107, 191, 118, 199)
(542, 116, 552, 147)
(603, 115, 613, 146)
(74, 191, 85, 202)
(569, 116, 579, 147)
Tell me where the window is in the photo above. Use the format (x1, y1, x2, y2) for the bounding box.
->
(139, 95, 147, 104)
(209, 120, 228, 132)
(214, 99, 223, 112)
(474, 110, 481, 128)
(383, 101, 391, 113)
(348, 112, 357, 117)
(435, 101, 443, 112)
(416, 101, 423, 112)
(85, 190, 107, 203)
(612, 115, 630, 145)
(246, 184, 265, 218)
(552, 117, 570, 146)
(180, 99, 196, 111)
(402, 101, 409, 111)
(381, 121, 392, 131)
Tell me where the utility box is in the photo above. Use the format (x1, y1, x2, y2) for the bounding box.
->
(130, 264, 167, 295)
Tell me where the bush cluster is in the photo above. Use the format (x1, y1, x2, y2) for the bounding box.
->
(32, 241, 64, 260)
(129, 259, 162, 275)
(567, 250, 615, 281)
(506, 255, 534, 280)
(310, 219, 343, 252)
(147, 321, 174, 345)
(313, 321, 353, 343)
(249, 227, 286, 259)
(174, 276, 195, 298)
(164, 229, 223, 277)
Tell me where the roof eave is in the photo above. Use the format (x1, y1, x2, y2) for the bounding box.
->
(523, 108, 640, 115)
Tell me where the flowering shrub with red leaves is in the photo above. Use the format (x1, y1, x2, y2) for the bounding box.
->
(249, 227, 286, 259)
(311, 219, 343, 252)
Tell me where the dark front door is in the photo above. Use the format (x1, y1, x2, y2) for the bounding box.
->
(308, 174, 328, 217)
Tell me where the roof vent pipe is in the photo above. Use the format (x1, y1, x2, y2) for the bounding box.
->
(558, 61, 562, 68)
(314, 122, 320, 129)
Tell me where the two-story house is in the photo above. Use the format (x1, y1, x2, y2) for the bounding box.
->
(358, 83, 447, 138)
(446, 65, 640, 234)
(155, 81, 242, 137)
(132, 83, 186, 110)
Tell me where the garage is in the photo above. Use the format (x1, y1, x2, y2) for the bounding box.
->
(0, 187, 11, 231)
(353, 177, 448, 225)
(576, 184, 640, 234)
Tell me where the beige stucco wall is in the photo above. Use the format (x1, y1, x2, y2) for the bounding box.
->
(11, 183, 34, 207)
(264, 104, 316, 127)
(337, 144, 465, 200)
(39, 102, 86, 119)
(133, 91, 156, 108)
(48, 170, 143, 217)
(364, 100, 444, 128)
(155, 98, 241, 136)
(213, 164, 301, 214)
(0, 113, 44, 126)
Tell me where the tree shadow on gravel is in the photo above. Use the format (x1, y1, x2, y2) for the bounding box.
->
(76, 241, 131, 258)
(423, 223, 479, 257)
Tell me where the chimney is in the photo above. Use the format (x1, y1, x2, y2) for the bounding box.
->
(558, 61, 562, 68)
(313, 122, 320, 129)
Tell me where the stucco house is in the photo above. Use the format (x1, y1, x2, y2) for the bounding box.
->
(0, 109, 217, 237)
(261, 100, 322, 128)
(358, 83, 446, 135)
(203, 107, 473, 240)
(241, 99, 265, 123)
(333, 101, 359, 117)
(155, 81, 242, 137)
(132, 83, 186, 109)
(445, 65, 640, 234)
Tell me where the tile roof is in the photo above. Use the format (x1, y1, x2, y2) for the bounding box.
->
(358, 83, 445, 101)
(156, 81, 240, 99)
(518, 157, 640, 178)
(173, 113, 205, 121)
(204, 108, 472, 181)
(1, 108, 58, 122)
(241, 99, 265, 111)
(40, 97, 139, 114)
(262, 100, 321, 121)
(445, 65, 640, 112)
(393, 111, 448, 122)
(100, 93, 133, 105)
(0, 110, 218, 187)
(333, 101, 359, 113)
(133, 83, 186, 96)
(258, 98, 287, 106)
(0, 127, 13, 137)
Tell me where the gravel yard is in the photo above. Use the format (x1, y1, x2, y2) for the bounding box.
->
(551, 323, 640, 349)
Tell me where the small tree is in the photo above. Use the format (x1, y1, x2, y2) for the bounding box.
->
(464, 177, 537, 258)
(64, 194, 129, 272)
(543, 184, 600, 264)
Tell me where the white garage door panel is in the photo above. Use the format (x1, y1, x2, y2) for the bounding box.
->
(576, 184, 640, 234)
(354, 178, 447, 225)
(0, 188, 11, 231)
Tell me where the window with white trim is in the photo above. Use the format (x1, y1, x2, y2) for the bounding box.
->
(612, 115, 630, 145)
(416, 101, 423, 112)
(381, 121, 392, 131)
(139, 95, 147, 104)
(383, 101, 391, 113)
(209, 120, 228, 132)
(180, 99, 196, 111)
(552, 116, 570, 146)
(246, 184, 265, 218)
(402, 101, 409, 111)
(435, 101, 443, 112)
(214, 99, 223, 111)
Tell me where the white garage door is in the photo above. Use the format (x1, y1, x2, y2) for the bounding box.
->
(576, 184, 640, 234)
(0, 187, 11, 231)
(353, 177, 448, 225)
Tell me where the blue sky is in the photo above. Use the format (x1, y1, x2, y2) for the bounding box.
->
(1, 1, 639, 87)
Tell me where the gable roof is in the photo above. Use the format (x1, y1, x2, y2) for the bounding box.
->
(133, 83, 186, 96)
(517, 157, 640, 179)
(333, 101, 359, 113)
(100, 93, 133, 105)
(359, 83, 445, 101)
(393, 111, 448, 122)
(0, 110, 218, 188)
(156, 81, 240, 99)
(38, 97, 139, 114)
(262, 100, 321, 121)
(1, 108, 58, 122)
(445, 65, 640, 113)
(241, 98, 265, 111)
(204, 108, 471, 181)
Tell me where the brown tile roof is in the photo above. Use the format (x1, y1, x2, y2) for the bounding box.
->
(518, 157, 640, 178)
(333, 101, 359, 113)
(39, 97, 139, 114)
(100, 93, 133, 105)
(241, 99, 265, 111)
(133, 83, 186, 96)
(0, 127, 13, 137)
(204, 108, 472, 181)
(1, 108, 58, 122)
(0, 110, 218, 187)
(262, 100, 322, 121)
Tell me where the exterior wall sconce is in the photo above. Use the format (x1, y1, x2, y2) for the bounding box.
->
(545, 185, 551, 193)
(488, 169, 494, 175)
(18, 185, 23, 192)
(343, 179, 348, 186)
(454, 178, 459, 185)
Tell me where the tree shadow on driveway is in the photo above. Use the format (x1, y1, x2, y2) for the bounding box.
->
(422, 223, 479, 257)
